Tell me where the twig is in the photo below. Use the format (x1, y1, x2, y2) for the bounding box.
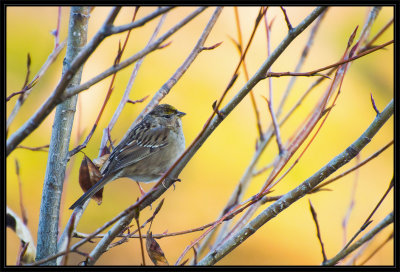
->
(342, 178, 393, 251)
(358, 231, 393, 265)
(361, 18, 393, 52)
(35, 7, 91, 265)
(68, 7, 140, 158)
(65, 7, 208, 136)
(16, 145, 49, 152)
(280, 6, 293, 31)
(252, 162, 274, 176)
(15, 159, 28, 225)
(264, 10, 284, 154)
(135, 213, 146, 265)
(198, 7, 269, 252)
(51, 7, 62, 48)
(196, 6, 328, 258)
(310, 140, 393, 193)
(197, 99, 393, 265)
(322, 212, 393, 266)
(109, 6, 174, 34)
(7, 53, 31, 102)
(308, 200, 327, 262)
(210, 21, 361, 254)
(341, 155, 360, 247)
(259, 24, 359, 197)
(233, 6, 264, 141)
(56, 200, 89, 265)
(6, 7, 122, 156)
(98, 8, 167, 157)
(61, 213, 76, 266)
(127, 95, 149, 104)
(278, 67, 334, 128)
(265, 39, 393, 79)
(201, 41, 223, 51)
(79, 8, 221, 265)
(275, 8, 327, 118)
(370, 93, 380, 115)
(108, 198, 165, 249)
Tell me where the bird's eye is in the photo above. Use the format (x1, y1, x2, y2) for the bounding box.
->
(163, 114, 172, 118)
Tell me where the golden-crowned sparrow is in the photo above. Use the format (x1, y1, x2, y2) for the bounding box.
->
(69, 104, 185, 210)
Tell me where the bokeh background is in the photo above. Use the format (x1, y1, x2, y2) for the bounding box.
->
(6, 6, 393, 266)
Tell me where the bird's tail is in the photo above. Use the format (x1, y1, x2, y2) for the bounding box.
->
(69, 176, 110, 210)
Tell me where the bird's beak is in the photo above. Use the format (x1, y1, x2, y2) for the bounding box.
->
(177, 111, 186, 117)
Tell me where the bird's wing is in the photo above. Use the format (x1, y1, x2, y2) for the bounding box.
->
(102, 124, 169, 176)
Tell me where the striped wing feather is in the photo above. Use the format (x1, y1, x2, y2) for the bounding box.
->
(102, 124, 169, 176)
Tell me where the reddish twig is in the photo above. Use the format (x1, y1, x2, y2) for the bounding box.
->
(201, 41, 223, 51)
(265, 40, 393, 79)
(219, 23, 359, 246)
(361, 18, 393, 52)
(233, 6, 264, 141)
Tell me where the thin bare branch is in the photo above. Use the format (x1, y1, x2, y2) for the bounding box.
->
(74, 8, 221, 265)
(109, 6, 174, 34)
(342, 178, 393, 251)
(196, 6, 328, 258)
(98, 8, 167, 156)
(68, 8, 140, 158)
(264, 10, 284, 154)
(15, 160, 28, 225)
(322, 212, 393, 266)
(16, 145, 49, 152)
(358, 231, 393, 265)
(198, 99, 393, 265)
(7, 7, 122, 156)
(361, 18, 393, 52)
(280, 6, 293, 31)
(342, 155, 360, 247)
(265, 39, 393, 79)
(135, 214, 146, 265)
(276, 8, 327, 118)
(309, 200, 327, 262)
(234, 6, 264, 141)
(310, 141, 393, 193)
(370, 93, 380, 115)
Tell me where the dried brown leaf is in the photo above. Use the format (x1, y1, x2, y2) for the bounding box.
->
(146, 231, 169, 266)
(79, 155, 103, 204)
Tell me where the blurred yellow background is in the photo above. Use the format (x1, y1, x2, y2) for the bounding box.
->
(6, 6, 393, 266)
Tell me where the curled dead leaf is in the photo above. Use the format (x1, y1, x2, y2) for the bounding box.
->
(146, 231, 168, 266)
(79, 155, 103, 205)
